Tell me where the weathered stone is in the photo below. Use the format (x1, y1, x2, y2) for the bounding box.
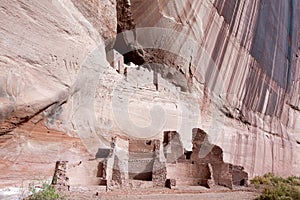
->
(232, 165, 248, 187)
(207, 163, 215, 188)
(52, 161, 70, 191)
(163, 131, 184, 163)
(152, 148, 167, 187)
(107, 49, 125, 74)
(111, 137, 129, 187)
(166, 162, 212, 187)
(190, 128, 249, 188)
(95, 148, 113, 159)
(116, 0, 300, 178)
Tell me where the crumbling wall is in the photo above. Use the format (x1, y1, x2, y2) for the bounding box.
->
(108, 137, 167, 187)
(52, 160, 109, 195)
(112, 156, 123, 185)
(163, 131, 184, 163)
(52, 161, 69, 191)
(106, 49, 125, 74)
(232, 165, 248, 186)
(191, 129, 223, 164)
(209, 164, 248, 188)
(166, 162, 212, 187)
(52, 129, 248, 191)
(109, 137, 129, 187)
(128, 140, 155, 181)
(97, 137, 163, 187)
(162, 128, 248, 189)
(66, 160, 101, 186)
(163, 130, 214, 188)
(152, 140, 167, 187)
(191, 128, 249, 188)
(211, 163, 233, 189)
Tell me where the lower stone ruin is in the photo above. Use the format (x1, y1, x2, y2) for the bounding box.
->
(52, 128, 248, 192)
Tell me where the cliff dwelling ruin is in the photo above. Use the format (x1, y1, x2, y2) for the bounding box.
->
(53, 128, 248, 193)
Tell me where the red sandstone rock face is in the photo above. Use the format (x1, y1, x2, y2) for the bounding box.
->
(0, 0, 300, 195)
(0, 0, 116, 190)
(115, 0, 300, 176)
(0, 119, 89, 187)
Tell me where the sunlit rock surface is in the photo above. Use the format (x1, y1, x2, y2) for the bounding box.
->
(0, 0, 116, 189)
(115, 0, 300, 177)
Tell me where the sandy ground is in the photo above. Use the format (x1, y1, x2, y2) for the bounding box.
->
(0, 186, 260, 200)
(67, 186, 260, 200)
(99, 192, 258, 200)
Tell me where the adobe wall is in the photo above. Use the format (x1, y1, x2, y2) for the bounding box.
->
(52, 129, 248, 190)
(166, 162, 211, 187)
(128, 140, 154, 181)
(163, 131, 184, 163)
(110, 137, 129, 187)
(106, 49, 125, 74)
(152, 140, 167, 187)
(191, 128, 249, 188)
(67, 160, 101, 186)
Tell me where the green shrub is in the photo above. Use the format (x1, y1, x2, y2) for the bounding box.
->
(251, 173, 300, 200)
(29, 183, 64, 200)
(251, 173, 273, 189)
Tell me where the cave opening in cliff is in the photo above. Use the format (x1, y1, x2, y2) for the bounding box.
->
(113, 0, 145, 66)
(113, 35, 145, 65)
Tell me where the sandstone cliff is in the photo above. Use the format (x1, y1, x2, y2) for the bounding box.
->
(114, 0, 300, 177)
(0, 0, 299, 194)
(0, 0, 116, 189)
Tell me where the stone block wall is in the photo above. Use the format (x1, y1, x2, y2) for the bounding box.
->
(107, 49, 125, 74)
(152, 140, 167, 187)
(162, 128, 249, 189)
(232, 165, 248, 186)
(163, 131, 184, 163)
(52, 130, 248, 191)
(66, 160, 102, 186)
(166, 162, 212, 187)
(110, 137, 129, 187)
(128, 139, 155, 181)
(52, 161, 69, 191)
(211, 163, 233, 189)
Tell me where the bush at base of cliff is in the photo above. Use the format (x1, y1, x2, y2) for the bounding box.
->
(28, 183, 65, 200)
(251, 173, 300, 200)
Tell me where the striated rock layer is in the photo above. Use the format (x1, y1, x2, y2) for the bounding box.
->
(114, 0, 300, 177)
(0, 0, 117, 189)
(0, 0, 299, 194)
